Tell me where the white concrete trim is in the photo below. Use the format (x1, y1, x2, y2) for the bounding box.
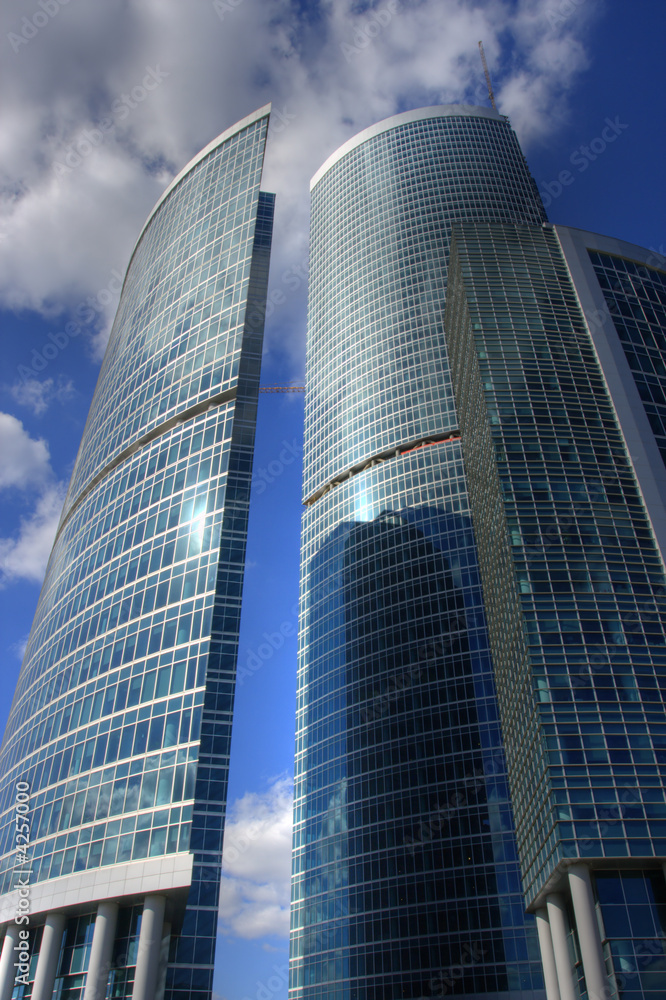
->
(310, 104, 504, 189)
(0, 852, 193, 925)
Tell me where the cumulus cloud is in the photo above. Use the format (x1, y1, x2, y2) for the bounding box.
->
(10, 376, 75, 415)
(0, 482, 66, 585)
(218, 775, 293, 940)
(0, 412, 64, 585)
(0, 412, 51, 489)
(495, 0, 595, 139)
(0, 0, 601, 374)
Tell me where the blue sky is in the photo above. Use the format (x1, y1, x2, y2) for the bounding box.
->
(0, 1, 664, 996)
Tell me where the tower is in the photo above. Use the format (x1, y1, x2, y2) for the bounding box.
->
(0, 105, 273, 1000)
(294, 100, 666, 1000)
(446, 222, 666, 1000)
(292, 106, 549, 1000)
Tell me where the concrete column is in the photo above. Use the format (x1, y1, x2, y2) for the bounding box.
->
(32, 912, 67, 1000)
(546, 893, 577, 1000)
(83, 902, 119, 1000)
(0, 924, 22, 1000)
(132, 895, 166, 1000)
(568, 864, 609, 1000)
(535, 907, 562, 1000)
(155, 921, 171, 1000)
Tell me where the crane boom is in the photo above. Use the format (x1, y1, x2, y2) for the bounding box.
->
(478, 41, 498, 113)
(258, 385, 305, 393)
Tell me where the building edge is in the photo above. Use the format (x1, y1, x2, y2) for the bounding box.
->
(0, 109, 274, 1000)
(125, 104, 272, 289)
(310, 103, 504, 190)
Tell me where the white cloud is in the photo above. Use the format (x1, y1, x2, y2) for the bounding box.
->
(496, 0, 594, 140)
(0, 0, 601, 374)
(0, 412, 63, 585)
(10, 376, 75, 415)
(10, 635, 29, 661)
(0, 482, 66, 585)
(0, 412, 51, 489)
(218, 775, 293, 940)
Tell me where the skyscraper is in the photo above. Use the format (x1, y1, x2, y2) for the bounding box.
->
(446, 223, 666, 1000)
(294, 102, 666, 1000)
(292, 105, 549, 1000)
(0, 105, 273, 1000)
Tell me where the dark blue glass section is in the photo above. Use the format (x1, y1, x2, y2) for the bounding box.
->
(293, 450, 543, 998)
(596, 870, 666, 999)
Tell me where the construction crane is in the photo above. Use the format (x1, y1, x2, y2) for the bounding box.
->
(258, 385, 305, 393)
(478, 41, 498, 113)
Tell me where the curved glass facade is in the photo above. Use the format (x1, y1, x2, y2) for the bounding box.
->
(0, 107, 273, 1000)
(304, 106, 546, 502)
(293, 107, 548, 1000)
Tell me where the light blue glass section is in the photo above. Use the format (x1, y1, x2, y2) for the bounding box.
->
(0, 112, 273, 1000)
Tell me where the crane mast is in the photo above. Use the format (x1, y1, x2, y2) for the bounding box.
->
(478, 40, 498, 113)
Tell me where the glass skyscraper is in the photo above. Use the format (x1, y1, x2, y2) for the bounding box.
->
(0, 105, 273, 1000)
(292, 106, 549, 1000)
(446, 223, 666, 1000)
(293, 105, 666, 1000)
